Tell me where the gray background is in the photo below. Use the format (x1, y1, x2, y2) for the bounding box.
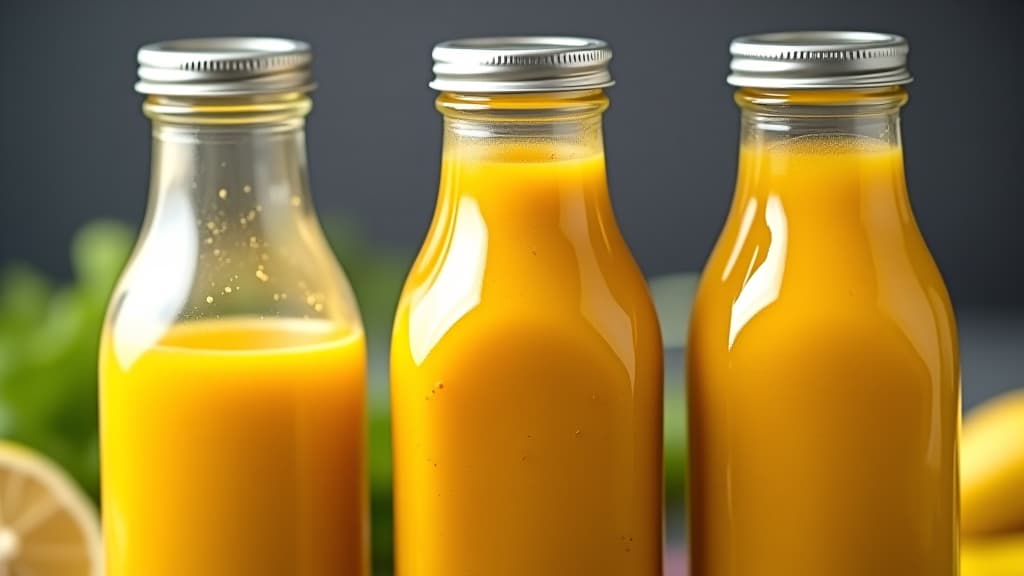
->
(2, 0, 1022, 309)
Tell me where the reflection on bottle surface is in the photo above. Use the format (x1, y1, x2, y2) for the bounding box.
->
(407, 195, 488, 365)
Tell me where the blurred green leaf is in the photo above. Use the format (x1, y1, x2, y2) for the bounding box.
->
(71, 219, 134, 303)
(664, 389, 688, 508)
(0, 220, 133, 503)
(369, 406, 394, 575)
(0, 264, 52, 333)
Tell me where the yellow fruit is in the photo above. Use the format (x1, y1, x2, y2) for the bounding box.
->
(0, 441, 101, 575)
(962, 533, 1024, 576)
(961, 388, 1024, 537)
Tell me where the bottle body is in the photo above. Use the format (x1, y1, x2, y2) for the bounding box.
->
(391, 91, 663, 575)
(100, 94, 368, 576)
(687, 88, 959, 575)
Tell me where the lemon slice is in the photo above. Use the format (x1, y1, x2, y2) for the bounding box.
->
(0, 442, 100, 576)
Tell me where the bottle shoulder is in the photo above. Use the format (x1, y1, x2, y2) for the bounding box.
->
(103, 207, 363, 369)
(391, 294, 663, 397)
(690, 189, 958, 370)
(392, 238, 661, 371)
(689, 243, 959, 386)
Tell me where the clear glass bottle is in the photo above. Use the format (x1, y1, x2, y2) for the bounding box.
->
(390, 38, 663, 575)
(688, 32, 959, 576)
(100, 38, 368, 576)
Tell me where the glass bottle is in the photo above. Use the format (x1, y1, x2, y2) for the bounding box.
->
(687, 32, 959, 576)
(390, 37, 663, 575)
(100, 38, 368, 576)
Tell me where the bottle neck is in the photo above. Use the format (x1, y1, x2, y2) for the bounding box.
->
(434, 90, 612, 223)
(737, 87, 907, 150)
(145, 93, 313, 214)
(437, 89, 608, 166)
(438, 89, 608, 134)
(732, 87, 911, 216)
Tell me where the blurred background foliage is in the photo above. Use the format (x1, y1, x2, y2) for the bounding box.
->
(0, 218, 689, 574)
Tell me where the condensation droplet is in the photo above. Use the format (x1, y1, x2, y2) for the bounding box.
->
(243, 184, 252, 194)
(206, 296, 214, 304)
(218, 188, 229, 200)
(224, 286, 233, 294)
(314, 303, 324, 312)
(256, 269, 270, 282)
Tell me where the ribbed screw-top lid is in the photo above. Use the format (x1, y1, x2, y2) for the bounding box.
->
(728, 31, 912, 89)
(136, 37, 315, 97)
(430, 36, 614, 93)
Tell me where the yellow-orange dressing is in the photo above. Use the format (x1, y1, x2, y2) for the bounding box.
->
(101, 318, 367, 576)
(391, 137, 663, 575)
(688, 135, 959, 575)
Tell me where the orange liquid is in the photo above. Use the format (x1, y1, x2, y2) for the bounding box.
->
(391, 145, 663, 575)
(688, 137, 959, 575)
(100, 318, 368, 576)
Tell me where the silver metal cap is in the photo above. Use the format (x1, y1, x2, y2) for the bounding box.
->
(430, 36, 614, 93)
(728, 31, 911, 89)
(136, 37, 315, 97)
